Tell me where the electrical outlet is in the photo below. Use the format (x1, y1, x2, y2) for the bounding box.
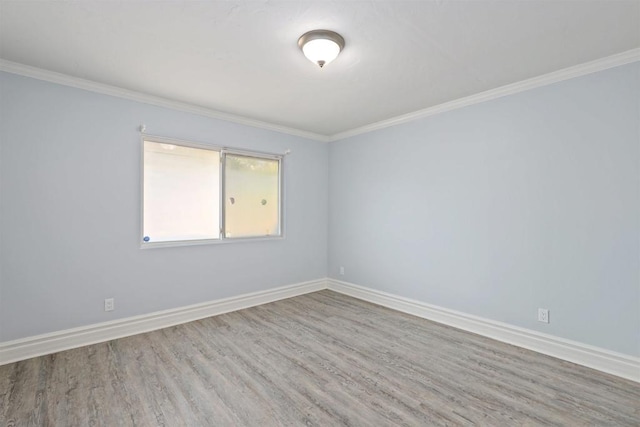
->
(339, 266, 345, 275)
(537, 308, 549, 323)
(104, 298, 115, 312)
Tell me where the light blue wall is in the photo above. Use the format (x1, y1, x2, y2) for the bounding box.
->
(2, 63, 638, 358)
(0, 72, 328, 342)
(329, 63, 640, 356)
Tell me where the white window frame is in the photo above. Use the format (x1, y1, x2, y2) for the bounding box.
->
(141, 135, 284, 248)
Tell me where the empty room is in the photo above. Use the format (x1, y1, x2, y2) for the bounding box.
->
(1, 1, 639, 425)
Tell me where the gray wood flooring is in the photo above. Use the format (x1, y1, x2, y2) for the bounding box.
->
(1, 290, 639, 426)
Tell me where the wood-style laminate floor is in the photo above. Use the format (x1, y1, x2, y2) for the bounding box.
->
(1, 290, 639, 426)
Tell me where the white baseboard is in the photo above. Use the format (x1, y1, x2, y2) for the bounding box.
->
(0, 279, 327, 366)
(327, 279, 640, 383)
(3, 277, 637, 383)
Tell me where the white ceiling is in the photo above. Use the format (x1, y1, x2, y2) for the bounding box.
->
(1, 1, 638, 138)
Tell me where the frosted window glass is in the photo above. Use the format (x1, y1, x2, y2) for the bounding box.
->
(143, 141, 220, 242)
(224, 154, 280, 238)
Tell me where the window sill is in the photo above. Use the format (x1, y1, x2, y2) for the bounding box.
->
(140, 235, 285, 249)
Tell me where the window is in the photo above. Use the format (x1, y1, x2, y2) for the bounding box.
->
(142, 137, 282, 246)
(224, 154, 281, 238)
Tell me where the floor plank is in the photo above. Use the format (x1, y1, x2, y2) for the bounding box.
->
(1, 290, 639, 426)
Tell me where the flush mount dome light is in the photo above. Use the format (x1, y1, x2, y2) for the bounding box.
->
(298, 29, 345, 68)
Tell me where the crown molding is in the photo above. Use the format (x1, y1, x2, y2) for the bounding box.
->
(328, 48, 640, 142)
(0, 59, 331, 143)
(2, 49, 638, 144)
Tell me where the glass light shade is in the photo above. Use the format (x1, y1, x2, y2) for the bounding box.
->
(298, 30, 345, 68)
(302, 38, 341, 67)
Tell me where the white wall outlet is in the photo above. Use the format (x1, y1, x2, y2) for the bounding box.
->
(339, 266, 345, 275)
(104, 298, 115, 312)
(537, 308, 549, 323)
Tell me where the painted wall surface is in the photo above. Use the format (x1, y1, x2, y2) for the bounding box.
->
(329, 63, 640, 356)
(0, 72, 328, 342)
(2, 62, 638, 359)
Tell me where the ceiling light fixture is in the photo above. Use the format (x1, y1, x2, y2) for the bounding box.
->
(298, 29, 345, 68)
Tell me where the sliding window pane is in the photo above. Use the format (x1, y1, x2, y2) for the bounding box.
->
(224, 154, 280, 238)
(143, 141, 220, 243)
